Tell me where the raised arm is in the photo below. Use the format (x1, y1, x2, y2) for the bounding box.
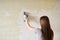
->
(25, 19, 35, 32)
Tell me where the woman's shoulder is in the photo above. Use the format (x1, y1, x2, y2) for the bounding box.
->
(34, 28, 41, 33)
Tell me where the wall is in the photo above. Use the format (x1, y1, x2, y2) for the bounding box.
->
(0, 0, 60, 40)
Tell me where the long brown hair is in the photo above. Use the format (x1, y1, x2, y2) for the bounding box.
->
(40, 16, 54, 40)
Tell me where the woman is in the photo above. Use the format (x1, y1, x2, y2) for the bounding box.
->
(25, 16, 54, 40)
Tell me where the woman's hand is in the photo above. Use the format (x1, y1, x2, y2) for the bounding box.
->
(24, 12, 28, 22)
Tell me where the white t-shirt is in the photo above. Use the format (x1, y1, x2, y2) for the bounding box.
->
(35, 28, 42, 40)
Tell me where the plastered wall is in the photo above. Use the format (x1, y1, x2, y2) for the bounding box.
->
(0, 0, 60, 40)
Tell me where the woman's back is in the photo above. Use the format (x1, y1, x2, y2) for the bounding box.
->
(35, 28, 42, 40)
(35, 28, 54, 40)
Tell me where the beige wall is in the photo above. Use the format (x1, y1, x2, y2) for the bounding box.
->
(0, 0, 60, 40)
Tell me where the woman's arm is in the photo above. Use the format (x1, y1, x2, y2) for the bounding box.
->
(25, 19, 35, 32)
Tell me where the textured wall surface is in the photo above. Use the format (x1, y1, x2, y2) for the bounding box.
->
(0, 0, 60, 40)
